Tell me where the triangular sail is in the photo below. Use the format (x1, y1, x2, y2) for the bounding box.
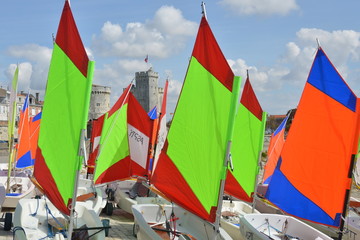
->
(151, 16, 236, 222)
(34, 1, 94, 215)
(148, 106, 157, 120)
(94, 85, 152, 184)
(16, 93, 33, 168)
(224, 77, 266, 202)
(265, 47, 359, 227)
(262, 115, 289, 184)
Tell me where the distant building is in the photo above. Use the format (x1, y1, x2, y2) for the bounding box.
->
(88, 84, 111, 120)
(131, 68, 164, 113)
(0, 89, 43, 141)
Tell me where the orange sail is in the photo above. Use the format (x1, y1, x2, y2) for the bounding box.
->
(266, 47, 359, 227)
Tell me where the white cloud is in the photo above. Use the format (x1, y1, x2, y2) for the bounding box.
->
(92, 5, 197, 59)
(227, 28, 360, 114)
(7, 44, 51, 66)
(219, 0, 299, 16)
(6, 63, 33, 91)
(6, 44, 52, 94)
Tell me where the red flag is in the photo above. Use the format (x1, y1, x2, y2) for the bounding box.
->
(144, 55, 148, 63)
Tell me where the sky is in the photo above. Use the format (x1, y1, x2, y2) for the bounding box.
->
(1, 0, 360, 116)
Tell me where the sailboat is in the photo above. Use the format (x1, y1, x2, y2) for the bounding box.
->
(132, 4, 241, 239)
(13, 1, 105, 239)
(220, 74, 266, 239)
(93, 83, 156, 215)
(254, 115, 289, 215)
(0, 68, 36, 231)
(112, 80, 170, 215)
(240, 46, 359, 240)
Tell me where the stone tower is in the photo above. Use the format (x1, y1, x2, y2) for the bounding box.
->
(131, 67, 160, 112)
(89, 84, 111, 120)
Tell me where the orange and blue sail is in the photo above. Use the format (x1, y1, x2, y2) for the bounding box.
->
(29, 111, 41, 161)
(147, 106, 158, 175)
(151, 16, 236, 222)
(262, 115, 289, 184)
(16, 94, 33, 168)
(34, 1, 94, 215)
(94, 85, 153, 184)
(224, 77, 266, 202)
(265, 47, 359, 227)
(148, 106, 157, 120)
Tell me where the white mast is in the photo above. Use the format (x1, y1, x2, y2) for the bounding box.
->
(201, 2, 207, 19)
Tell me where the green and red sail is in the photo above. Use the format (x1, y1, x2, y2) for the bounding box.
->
(224, 76, 266, 202)
(151, 16, 236, 222)
(94, 85, 153, 184)
(34, 1, 93, 215)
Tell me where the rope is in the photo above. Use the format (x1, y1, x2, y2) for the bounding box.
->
(37, 201, 68, 240)
(29, 198, 39, 217)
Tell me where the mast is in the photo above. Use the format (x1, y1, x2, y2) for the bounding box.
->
(7, 65, 19, 193)
(201, 1, 207, 20)
(68, 60, 94, 238)
(339, 98, 360, 239)
(214, 76, 241, 238)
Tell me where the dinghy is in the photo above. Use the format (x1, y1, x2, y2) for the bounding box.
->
(241, 47, 360, 239)
(13, 199, 105, 240)
(221, 199, 260, 240)
(133, 3, 242, 239)
(240, 214, 332, 240)
(12, 1, 106, 238)
(133, 204, 232, 240)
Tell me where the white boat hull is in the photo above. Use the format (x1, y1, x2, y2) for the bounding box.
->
(221, 200, 260, 240)
(239, 213, 332, 240)
(13, 198, 106, 240)
(132, 203, 232, 240)
(114, 180, 169, 214)
(0, 176, 36, 209)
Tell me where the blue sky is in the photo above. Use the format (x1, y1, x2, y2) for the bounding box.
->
(1, 0, 360, 115)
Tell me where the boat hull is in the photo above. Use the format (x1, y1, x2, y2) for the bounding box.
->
(13, 198, 106, 240)
(221, 200, 260, 240)
(132, 203, 232, 240)
(239, 213, 332, 240)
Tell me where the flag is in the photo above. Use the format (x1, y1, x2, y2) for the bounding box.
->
(144, 55, 148, 63)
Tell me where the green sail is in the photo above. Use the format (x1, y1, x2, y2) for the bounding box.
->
(94, 104, 129, 183)
(164, 57, 232, 214)
(34, 1, 93, 215)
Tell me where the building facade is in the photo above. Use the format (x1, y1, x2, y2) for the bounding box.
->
(131, 67, 164, 113)
(88, 84, 111, 120)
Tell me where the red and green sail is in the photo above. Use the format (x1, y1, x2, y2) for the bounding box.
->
(34, 1, 93, 215)
(87, 114, 105, 175)
(151, 16, 235, 223)
(94, 85, 153, 184)
(224, 77, 266, 202)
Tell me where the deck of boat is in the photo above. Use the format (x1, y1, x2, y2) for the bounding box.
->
(0, 207, 136, 240)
